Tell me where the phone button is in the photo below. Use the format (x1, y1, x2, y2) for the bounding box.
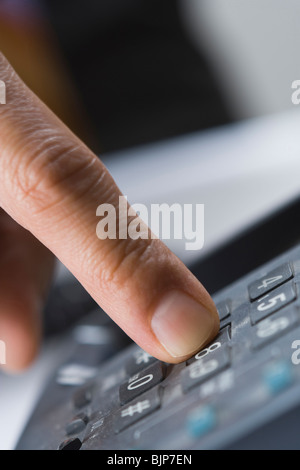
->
(187, 326, 230, 366)
(73, 386, 93, 409)
(263, 361, 293, 395)
(182, 347, 230, 393)
(115, 388, 161, 433)
(58, 437, 82, 451)
(125, 349, 157, 376)
(248, 263, 293, 301)
(186, 405, 216, 438)
(216, 300, 231, 321)
(66, 417, 87, 436)
(119, 362, 166, 405)
(251, 307, 299, 350)
(250, 282, 296, 324)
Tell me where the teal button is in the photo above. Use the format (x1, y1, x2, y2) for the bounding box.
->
(186, 405, 216, 438)
(263, 361, 293, 394)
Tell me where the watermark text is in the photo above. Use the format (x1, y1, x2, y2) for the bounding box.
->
(96, 197, 204, 251)
(0, 80, 6, 104)
(0, 340, 6, 365)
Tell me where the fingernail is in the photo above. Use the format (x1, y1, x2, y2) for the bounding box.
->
(151, 291, 218, 358)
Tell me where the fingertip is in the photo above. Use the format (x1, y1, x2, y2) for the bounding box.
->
(150, 290, 220, 362)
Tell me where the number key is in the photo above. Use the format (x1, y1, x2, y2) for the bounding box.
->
(125, 349, 157, 376)
(250, 282, 296, 324)
(252, 307, 299, 350)
(248, 263, 293, 301)
(187, 326, 230, 365)
(119, 362, 165, 405)
(182, 347, 230, 393)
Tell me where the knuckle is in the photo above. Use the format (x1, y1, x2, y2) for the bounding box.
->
(11, 130, 97, 215)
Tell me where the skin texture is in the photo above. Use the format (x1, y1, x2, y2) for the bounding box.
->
(0, 53, 219, 371)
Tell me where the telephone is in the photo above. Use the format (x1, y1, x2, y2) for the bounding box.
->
(16, 194, 300, 450)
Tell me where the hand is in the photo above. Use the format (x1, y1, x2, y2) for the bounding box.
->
(0, 53, 219, 371)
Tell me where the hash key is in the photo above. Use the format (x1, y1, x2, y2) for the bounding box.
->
(115, 388, 161, 433)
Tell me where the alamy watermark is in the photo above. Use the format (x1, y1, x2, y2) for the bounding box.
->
(96, 196, 204, 251)
(0, 340, 6, 365)
(0, 80, 6, 105)
(291, 340, 300, 365)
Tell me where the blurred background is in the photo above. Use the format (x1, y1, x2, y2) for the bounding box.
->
(2, 0, 300, 154)
(2, 0, 300, 450)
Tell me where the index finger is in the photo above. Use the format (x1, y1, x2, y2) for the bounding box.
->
(0, 53, 219, 363)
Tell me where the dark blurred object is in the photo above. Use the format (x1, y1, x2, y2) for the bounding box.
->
(43, 278, 99, 336)
(43, 0, 232, 153)
(0, 0, 95, 146)
(43, 276, 133, 353)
